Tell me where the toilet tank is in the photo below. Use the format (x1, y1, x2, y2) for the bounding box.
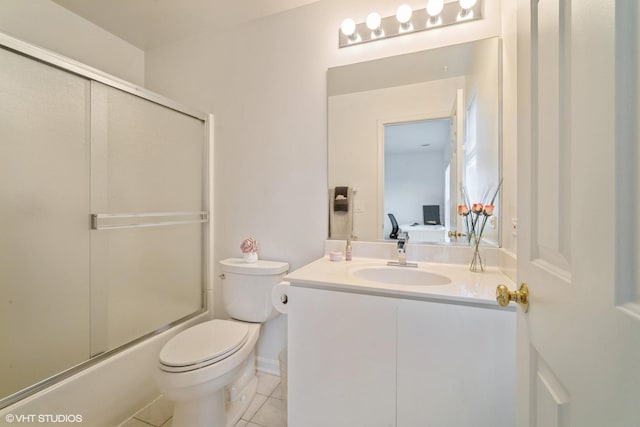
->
(220, 258, 289, 322)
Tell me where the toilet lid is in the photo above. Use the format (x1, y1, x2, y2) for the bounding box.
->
(159, 320, 249, 371)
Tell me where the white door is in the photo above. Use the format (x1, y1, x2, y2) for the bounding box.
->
(515, 1, 640, 426)
(449, 89, 464, 234)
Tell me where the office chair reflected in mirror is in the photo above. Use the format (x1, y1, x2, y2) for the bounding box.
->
(388, 213, 399, 239)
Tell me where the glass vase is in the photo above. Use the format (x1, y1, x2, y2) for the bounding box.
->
(469, 239, 484, 272)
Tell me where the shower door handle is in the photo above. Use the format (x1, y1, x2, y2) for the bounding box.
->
(90, 211, 209, 230)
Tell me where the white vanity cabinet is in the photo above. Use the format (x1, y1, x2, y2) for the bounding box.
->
(287, 286, 397, 427)
(396, 299, 515, 427)
(287, 284, 515, 427)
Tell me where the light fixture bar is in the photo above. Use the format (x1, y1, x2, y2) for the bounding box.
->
(338, 1, 482, 48)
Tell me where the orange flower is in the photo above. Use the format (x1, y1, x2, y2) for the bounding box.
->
(472, 203, 484, 214)
(483, 204, 495, 216)
(457, 204, 469, 216)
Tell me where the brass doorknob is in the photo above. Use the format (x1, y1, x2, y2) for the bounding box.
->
(447, 230, 466, 238)
(496, 283, 529, 312)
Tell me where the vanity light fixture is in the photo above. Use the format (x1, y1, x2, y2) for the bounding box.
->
(458, 0, 478, 20)
(396, 4, 413, 32)
(459, 0, 478, 9)
(340, 18, 360, 43)
(426, 0, 444, 27)
(426, 0, 444, 17)
(366, 12, 384, 37)
(338, 0, 482, 48)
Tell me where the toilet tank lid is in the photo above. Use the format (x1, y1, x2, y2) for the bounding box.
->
(220, 258, 289, 275)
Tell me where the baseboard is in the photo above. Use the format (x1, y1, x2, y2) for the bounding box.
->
(256, 356, 281, 376)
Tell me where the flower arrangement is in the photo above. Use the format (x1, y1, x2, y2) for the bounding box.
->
(240, 237, 258, 263)
(457, 179, 502, 272)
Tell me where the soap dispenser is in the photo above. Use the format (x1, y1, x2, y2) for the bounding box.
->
(345, 236, 352, 261)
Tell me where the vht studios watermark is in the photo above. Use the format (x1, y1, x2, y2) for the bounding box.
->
(4, 413, 83, 424)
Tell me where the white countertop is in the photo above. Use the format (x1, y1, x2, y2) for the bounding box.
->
(285, 256, 516, 310)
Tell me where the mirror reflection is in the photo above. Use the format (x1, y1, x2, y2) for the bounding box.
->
(328, 37, 501, 246)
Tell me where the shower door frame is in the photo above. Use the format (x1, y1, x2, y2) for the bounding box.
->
(0, 32, 212, 409)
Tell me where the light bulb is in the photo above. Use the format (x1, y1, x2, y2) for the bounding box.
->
(459, 0, 478, 9)
(396, 4, 413, 24)
(426, 0, 444, 17)
(340, 18, 356, 36)
(366, 12, 382, 31)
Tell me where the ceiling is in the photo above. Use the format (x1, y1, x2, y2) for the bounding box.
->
(384, 119, 450, 156)
(52, 0, 320, 50)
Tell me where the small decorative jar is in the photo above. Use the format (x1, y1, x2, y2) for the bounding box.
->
(243, 251, 258, 263)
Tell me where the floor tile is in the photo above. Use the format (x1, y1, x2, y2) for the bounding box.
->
(250, 397, 286, 427)
(256, 372, 280, 396)
(270, 384, 283, 399)
(241, 393, 268, 421)
(134, 396, 173, 426)
(125, 373, 286, 427)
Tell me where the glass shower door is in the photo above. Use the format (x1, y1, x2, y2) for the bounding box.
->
(0, 41, 208, 408)
(89, 82, 206, 355)
(0, 47, 91, 398)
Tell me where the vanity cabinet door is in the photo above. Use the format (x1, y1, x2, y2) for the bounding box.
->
(396, 299, 515, 427)
(288, 286, 397, 427)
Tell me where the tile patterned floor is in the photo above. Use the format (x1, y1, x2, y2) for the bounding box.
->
(120, 372, 285, 427)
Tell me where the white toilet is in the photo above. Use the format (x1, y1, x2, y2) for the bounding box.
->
(156, 258, 289, 427)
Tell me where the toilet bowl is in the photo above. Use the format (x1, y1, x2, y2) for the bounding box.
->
(156, 320, 260, 427)
(156, 258, 289, 427)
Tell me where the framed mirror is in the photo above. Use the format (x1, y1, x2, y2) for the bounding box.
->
(328, 37, 501, 246)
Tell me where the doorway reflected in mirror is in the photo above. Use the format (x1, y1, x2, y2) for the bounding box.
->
(384, 118, 450, 243)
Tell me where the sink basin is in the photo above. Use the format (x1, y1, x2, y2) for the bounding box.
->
(350, 266, 451, 286)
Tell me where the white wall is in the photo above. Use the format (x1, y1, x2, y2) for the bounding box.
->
(385, 150, 446, 229)
(0, 0, 145, 86)
(144, 0, 503, 370)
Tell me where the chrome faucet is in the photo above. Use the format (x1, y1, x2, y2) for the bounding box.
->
(388, 232, 417, 267)
(397, 232, 408, 264)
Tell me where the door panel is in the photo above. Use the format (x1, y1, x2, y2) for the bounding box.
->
(615, 1, 640, 314)
(534, 0, 571, 270)
(534, 354, 570, 427)
(0, 47, 90, 399)
(517, 0, 640, 426)
(397, 299, 514, 427)
(90, 82, 206, 354)
(288, 287, 396, 427)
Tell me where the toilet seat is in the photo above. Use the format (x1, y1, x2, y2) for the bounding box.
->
(159, 320, 249, 373)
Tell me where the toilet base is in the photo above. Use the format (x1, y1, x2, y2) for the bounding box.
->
(170, 373, 257, 427)
(226, 375, 258, 427)
(169, 374, 258, 427)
